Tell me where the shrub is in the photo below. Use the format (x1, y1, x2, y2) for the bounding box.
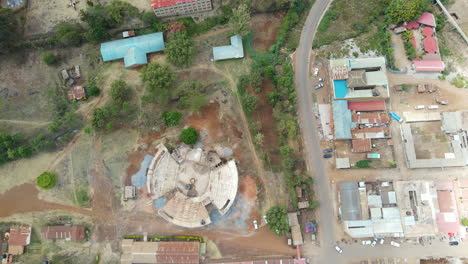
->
(165, 32, 195, 67)
(403, 41, 416, 60)
(180, 127, 198, 145)
(355, 160, 372, 168)
(88, 85, 101, 97)
(36, 172, 57, 190)
(162, 111, 182, 126)
(241, 93, 258, 115)
(461, 218, 468, 226)
(76, 188, 90, 207)
(42, 52, 59, 66)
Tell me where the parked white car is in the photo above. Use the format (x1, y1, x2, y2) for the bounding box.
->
(253, 220, 258, 230)
(371, 239, 377, 247)
(414, 105, 425, 110)
(334, 245, 343, 253)
(428, 105, 439, 110)
(263, 215, 268, 224)
(362, 240, 371, 245)
(314, 68, 319, 76)
(390, 241, 400, 247)
(379, 238, 385, 245)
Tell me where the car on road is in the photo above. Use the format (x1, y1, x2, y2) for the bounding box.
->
(379, 238, 385, 245)
(318, 78, 324, 82)
(449, 241, 459, 246)
(323, 148, 333, 153)
(253, 220, 258, 230)
(314, 83, 324, 89)
(263, 215, 268, 224)
(323, 154, 332, 158)
(362, 240, 371, 245)
(314, 68, 319, 76)
(334, 245, 343, 253)
(371, 239, 377, 247)
(390, 241, 400, 247)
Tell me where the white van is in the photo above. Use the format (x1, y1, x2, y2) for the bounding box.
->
(414, 105, 425, 110)
(428, 105, 439, 110)
(390, 241, 400, 247)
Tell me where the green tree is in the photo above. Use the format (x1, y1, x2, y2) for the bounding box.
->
(229, 3, 251, 36)
(88, 85, 101, 96)
(0, 8, 17, 53)
(110, 79, 131, 103)
(386, 0, 429, 24)
(36, 172, 57, 190)
(162, 111, 182, 126)
(404, 41, 416, 60)
(265, 206, 290, 236)
(105, 0, 139, 25)
(309, 200, 319, 209)
(165, 32, 195, 67)
(42, 52, 59, 66)
(17, 146, 32, 158)
(355, 160, 372, 168)
(461, 218, 468, 226)
(140, 63, 175, 103)
(54, 23, 83, 46)
(180, 127, 198, 145)
(91, 107, 109, 129)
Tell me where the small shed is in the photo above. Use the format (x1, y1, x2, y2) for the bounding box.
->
(295, 186, 303, 198)
(61, 69, 70, 80)
(336, 158, 350, 169)
(124, 186, 136, 200)
(298, 201, 309, 209)
(367, 153, 381, 159)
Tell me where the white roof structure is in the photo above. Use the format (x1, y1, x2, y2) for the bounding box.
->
(147, 144, 238, 228)
(336, 158, 350, 169)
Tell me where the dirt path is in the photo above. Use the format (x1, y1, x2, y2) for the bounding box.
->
(391, 34, 411, 71)
(187, 63, 273, 208)
(0, 119, 51, 126)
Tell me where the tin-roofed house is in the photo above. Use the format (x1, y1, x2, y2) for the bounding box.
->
(212, 35, 244, 61)
(100, 32, 165, 68)
(7, 225, 31, 255)
(41, 226, 86, 242)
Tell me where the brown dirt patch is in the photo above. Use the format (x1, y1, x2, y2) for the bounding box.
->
(239, 175, 257, 200)
(125, 151, 146, 185)
(187, 102, 223, 143)
(0, 183, 91, 218)
(251, 12, 285, 52)
(420, 259, 449, 264)
(251, 79, 281, 166)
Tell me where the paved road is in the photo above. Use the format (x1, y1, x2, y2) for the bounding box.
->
(293, 0, 339, 263)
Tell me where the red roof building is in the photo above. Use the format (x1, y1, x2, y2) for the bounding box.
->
(67, 86, 86, 100)
(347, 101, 386, 112)
(417, 12, 436, 27)
(405, 21, 420, 30)
(352, 139, 372, 153)
(413, 59, 445, 72)
(423, 37, 438, 53)
(151, 0, 212, 17)
(41, 226, 86, 242)
(422, 26, 434, 37)
(436, 181, 461, 234)
(8, 225, 31, 255)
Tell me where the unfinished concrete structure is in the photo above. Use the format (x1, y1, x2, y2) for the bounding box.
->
(401, 111, 468, 169)
(339, 181, 439, 238)
(147, 144, 238, 228)
(151, 0, 212, 18)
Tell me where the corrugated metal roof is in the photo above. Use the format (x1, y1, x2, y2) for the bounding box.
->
(339, 182, 362, 221)
(348, 101, 385, 111)
(382, 207, 401, 219)
(423, 37, 438, 53)
(344, 220, 374, 237)
(41, 226, 85, 242)
(151, 0, 196, 9)
(413, 59, 445, 72)
(367, 195, 382, 208)
(417, 12, 436, 27)
(333, 100, 353, 139)
(100, 32, 165, 67)
(370, 208, 382, 220)
(336, 158, 350, 169)
(213, 35, 244, 61)
(365, 71, 388, 86)
(352, 139, 372, 153)
(348, 57, 386, 69)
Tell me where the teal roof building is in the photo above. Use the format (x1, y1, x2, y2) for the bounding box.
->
(212, 35, 244, 61)
(100, 32, 165, 68)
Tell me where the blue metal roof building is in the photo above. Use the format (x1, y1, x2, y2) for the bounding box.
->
(332, 100, 353, 139)
(212, 35, 244, 61)
(100, 32, 165, 68)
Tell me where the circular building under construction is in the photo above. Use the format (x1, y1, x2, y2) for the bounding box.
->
(146, 144, 239, 228)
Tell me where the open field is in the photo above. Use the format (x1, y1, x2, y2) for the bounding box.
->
(410, 122, 450, 159)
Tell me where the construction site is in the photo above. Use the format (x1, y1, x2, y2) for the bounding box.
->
(146, 144, 238, 228)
